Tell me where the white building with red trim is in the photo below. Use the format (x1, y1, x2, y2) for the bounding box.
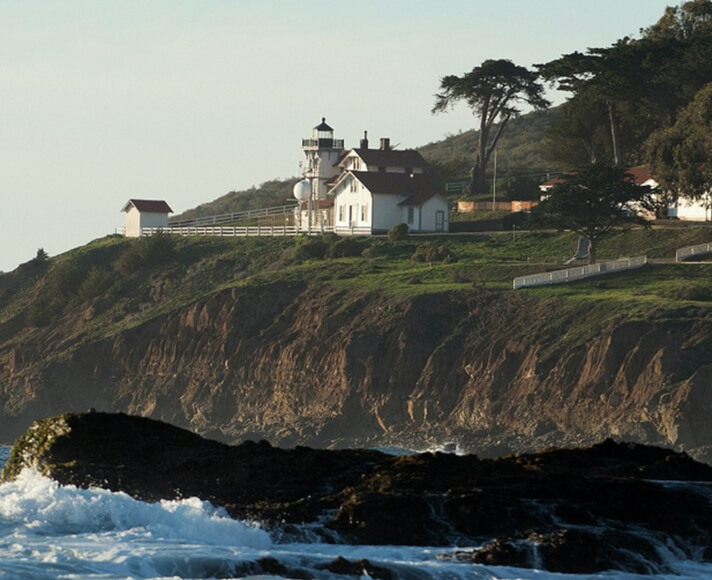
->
(121, 199, 173, 237)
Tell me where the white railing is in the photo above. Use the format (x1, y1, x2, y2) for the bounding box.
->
(335, 225, 372, 236)
(676, 242, 712, 262)
(140, 225, 334, 237)
(168, 203, 298, 228)
(513, 256, 648, 289)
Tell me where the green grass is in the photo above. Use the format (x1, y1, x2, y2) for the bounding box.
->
(3, 227, 712, 357)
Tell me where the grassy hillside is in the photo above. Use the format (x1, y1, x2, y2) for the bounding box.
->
(172, 178, 299, 221)
(3, 226, 712, 354)
(419, 107, 566, 198)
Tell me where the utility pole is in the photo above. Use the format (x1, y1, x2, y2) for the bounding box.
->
(491, 148, 497, 211)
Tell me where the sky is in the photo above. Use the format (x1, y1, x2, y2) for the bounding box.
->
(0, 0, 678, 273)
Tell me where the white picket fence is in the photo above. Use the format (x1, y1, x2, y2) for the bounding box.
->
(676, 242, 712, 262)
(513, 256, 648, 289)
(139, 225, 334, 237)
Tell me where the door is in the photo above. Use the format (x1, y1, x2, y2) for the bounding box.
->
(435, 210, 445, 232)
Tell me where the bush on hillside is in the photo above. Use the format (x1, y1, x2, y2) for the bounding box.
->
(116, 232, 177, 275)
(667, 281, 712, 302)
(411, 242, 456, 263)
(327, 237, 366, 258)
(78, 267, 115, 301)
(388, 223, 409, 242)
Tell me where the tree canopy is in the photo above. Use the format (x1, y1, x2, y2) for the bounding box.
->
(432, 59, 549, 195)
(536, 0, 712, 171)
(531, 164, 652, 264)
(646, 82, 712, 200)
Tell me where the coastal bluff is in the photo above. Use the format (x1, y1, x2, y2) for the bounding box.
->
(5, 412, 712, 575)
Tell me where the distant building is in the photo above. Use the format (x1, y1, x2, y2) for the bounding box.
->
(121, 199, 173, 237)
(539, 167, 711, 221)
(295, 119, 449, 234)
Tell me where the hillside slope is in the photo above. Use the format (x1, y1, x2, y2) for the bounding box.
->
(2, 231, 712, 462)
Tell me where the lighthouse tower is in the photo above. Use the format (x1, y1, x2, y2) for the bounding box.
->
(300, 117, 344, 200)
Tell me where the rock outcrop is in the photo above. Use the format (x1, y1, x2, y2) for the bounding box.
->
(5, 412, 712, 575)
(2, 281, 712, 461)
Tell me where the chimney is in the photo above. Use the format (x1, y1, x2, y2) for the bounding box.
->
(360, 131, 369, 149)
(380, 137, 390, 151)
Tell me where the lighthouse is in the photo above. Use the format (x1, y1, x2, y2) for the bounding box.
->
(300, 117, 344, 200)
(296, 117, 344, 232)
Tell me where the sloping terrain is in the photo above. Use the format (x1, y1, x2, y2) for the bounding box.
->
(2, 230, 712, 462)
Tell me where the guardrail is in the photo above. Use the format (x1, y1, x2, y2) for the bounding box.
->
(141, 225, 334, 237)
(676, 242, 712, 262)
(168, 203, 298, 228)
(513, 256, 648, 289)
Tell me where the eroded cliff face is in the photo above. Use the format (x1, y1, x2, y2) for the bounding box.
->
(2, 282, 712, 462)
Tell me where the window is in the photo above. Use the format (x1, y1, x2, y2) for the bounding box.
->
(361, 204, 368, 222)
(350, 179, 357, 193)
(339, 205, 346, 222)
(407, 207, 415, 224)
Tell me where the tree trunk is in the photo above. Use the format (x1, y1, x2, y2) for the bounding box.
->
(587, 238, 597, 265)
(607, 102, 621, 167)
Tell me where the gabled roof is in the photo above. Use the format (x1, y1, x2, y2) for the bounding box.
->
(345, 172, 441, 206)
(341, 148, 428, 170)
(626, 166, 656, 186)
(121, 199, 173, 213)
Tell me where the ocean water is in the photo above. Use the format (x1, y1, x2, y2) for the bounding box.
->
(0, 445, 711, 579)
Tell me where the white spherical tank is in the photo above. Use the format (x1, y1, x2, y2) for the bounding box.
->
(293, 179, 311, 202)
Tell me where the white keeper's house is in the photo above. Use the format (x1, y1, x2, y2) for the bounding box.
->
(294, 118, 449, 234)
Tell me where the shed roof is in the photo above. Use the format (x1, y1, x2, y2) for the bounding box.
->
(122, 199, 173, 213)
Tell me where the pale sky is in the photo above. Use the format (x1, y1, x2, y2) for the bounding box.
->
(0, 0, 676, 273)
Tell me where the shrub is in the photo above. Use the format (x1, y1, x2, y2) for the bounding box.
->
(667, 282, 712, 302)
(78, 267, 115, 301)
(293, 236, 329, 261)
(411, 242, 454, 263)
(327, 237, 364, 258)
(116, 232, 176, 275)
(361, 245, 382, 259)
(388, 223, 409, 242)
(44, 261, 82, 303)
(27, 293, 59, 327)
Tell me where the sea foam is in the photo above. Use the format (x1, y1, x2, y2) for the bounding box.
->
(0, 468, 271, 548)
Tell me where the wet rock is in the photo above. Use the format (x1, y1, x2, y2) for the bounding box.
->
(317, 556, 393, 579)
(5, 412, 712, 575)
(460, 529, 670, 575)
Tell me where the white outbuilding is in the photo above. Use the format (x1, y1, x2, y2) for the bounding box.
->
(121, 199, 173, 237)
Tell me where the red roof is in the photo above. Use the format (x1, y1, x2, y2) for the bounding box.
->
(122, 199, 173, 213)
(298, 199, 334, 210)
(626, 166, 653, 185)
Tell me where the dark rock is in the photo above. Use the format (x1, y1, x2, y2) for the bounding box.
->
(462, 528, 669, 575)
(5, 412, 712, 575)
(318, 556, 393, 579)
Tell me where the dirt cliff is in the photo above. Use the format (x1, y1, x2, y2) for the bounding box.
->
(2, 279, 712, 462)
